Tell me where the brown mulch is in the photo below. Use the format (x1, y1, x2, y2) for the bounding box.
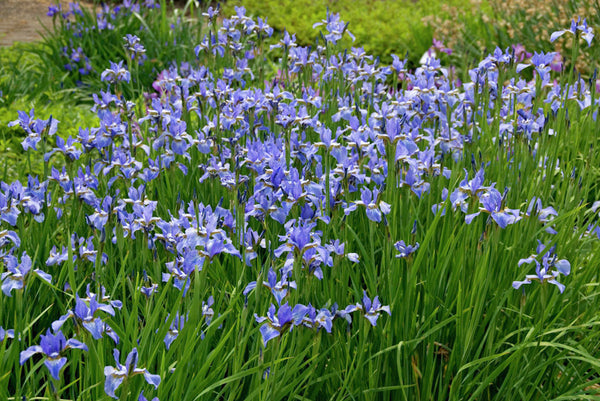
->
(0, 0, 62, 46)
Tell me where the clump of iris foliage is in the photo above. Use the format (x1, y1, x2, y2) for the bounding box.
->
(2, 2, 600, 400)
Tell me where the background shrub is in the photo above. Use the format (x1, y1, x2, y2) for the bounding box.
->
(426, 0, 600, 77)
(223, 0, 489, 67)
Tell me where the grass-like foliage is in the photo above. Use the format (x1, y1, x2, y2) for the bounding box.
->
(2, 3, 600, 401)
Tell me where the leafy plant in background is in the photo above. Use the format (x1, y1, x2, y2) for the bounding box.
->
(223, 0, 487, 67)
(1, 3, 600, 401)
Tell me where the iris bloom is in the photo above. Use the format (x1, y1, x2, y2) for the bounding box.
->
(243, 269, 297, 305)
(255, 303, 293, 346)
(1, 252, 52, 296)
(8, 110, 59, 151)
(296, 304, 334, 333)
(274, 220, 321, 258)
(164, 313, 187, 350)
(202, 6, 218, 21)
(52, 294, 120, 343)
(513, 242, 571, 293)
(44, 136, 82, 161)
(550, 17, 594, 46)
(0, 230, 20, 248)
(254, 303, 309, 347)
(465, 188, 521, 228)
(312, 11, 355, 45)
(140, 283, 158, 298)
(20, 329, 88, 380)
(101, 61, 130, 84)
(394, 240, 420, 258)
(104, 348, 161, 399)
(123, 34, 147, 64)
(345, 187, 391, 223)
(525, 197, 558, 234)
(358, 291, 391, 327)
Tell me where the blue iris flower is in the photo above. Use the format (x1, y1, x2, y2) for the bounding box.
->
(104, 348, 161, 399)
(20, 329, 88, 381)
(513, 242, 571, 293)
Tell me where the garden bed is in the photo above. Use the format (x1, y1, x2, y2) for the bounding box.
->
(1, 2, 600, 400)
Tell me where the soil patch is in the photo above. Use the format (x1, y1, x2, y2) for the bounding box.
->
(0, 0, 62, 46)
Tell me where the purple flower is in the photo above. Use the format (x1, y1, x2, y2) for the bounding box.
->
(123, 34, 147, 64)
(358, 291, 391, 327)
(432, 38, 452, 55)
(254, 303, 295, 347)
(8, 109, 36, 132)
(164, 313, 187, 350)
(104, 348, 161, 399)
(394, 240, 420, 258)
(512, 43, 532, 62)
(295, 304, 335, 333)
(513, 242, 571, 293)
(101, 61, 130, 84)
(86, 195, 114, 231)
(526, 197, 558, 234)
(346, 187, 391, 223)
(465, 188, 521, 228)
(550, 17, 594, 46)
(274, 220, 320, 258)
(314, 308, 334, 333)
(403, 165, 430, 198)
(202, 6, 219, 21)
(47, 4, 61, 16)
(44, 136, 82, 162)
(20, 329, 88, 380)
(450, 168, 487, 212)
(312, 11, 355, 45)
(46, 245, 70, 266)
(1, 252, 52, 296)
(140, 283, 158, 298)
(52, 293, 120, 343)
(8, 110, 59, 151)
(244, 269, 297, 305)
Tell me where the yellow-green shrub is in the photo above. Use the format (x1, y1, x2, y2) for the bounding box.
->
(224, 0, 488, 66)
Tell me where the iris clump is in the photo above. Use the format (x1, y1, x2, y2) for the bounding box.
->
(1, 5, 600, 401)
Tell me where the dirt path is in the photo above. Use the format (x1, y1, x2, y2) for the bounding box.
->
(0, 0, 57, 46)
(0, 0, 191, 47)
